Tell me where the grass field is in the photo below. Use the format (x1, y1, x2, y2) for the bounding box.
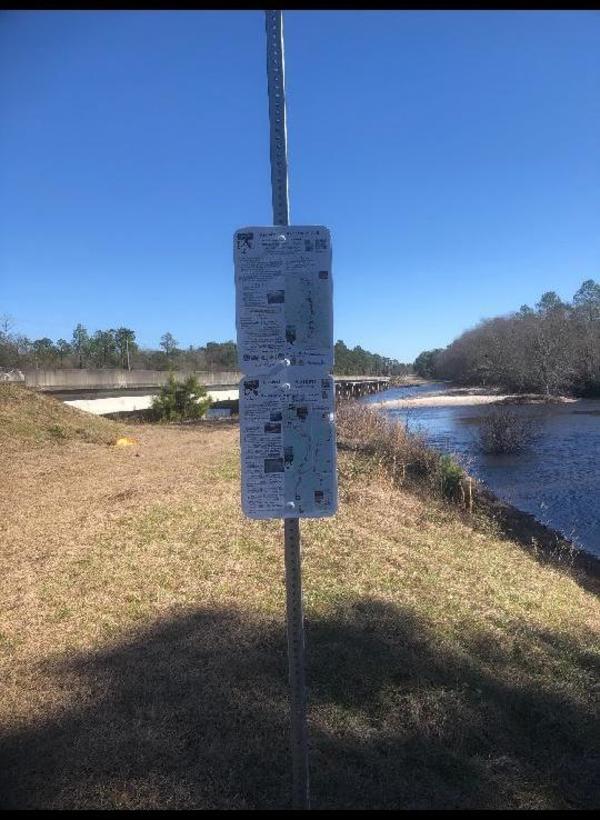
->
(1, 386, 599, 809)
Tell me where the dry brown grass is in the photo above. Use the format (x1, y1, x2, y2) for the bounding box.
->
(337, 403, 465, 500)
(337, 402, 436, 474)
(1, 394, 599, 809)
(0, 384, 122, 450)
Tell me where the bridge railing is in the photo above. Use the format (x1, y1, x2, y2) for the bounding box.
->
(16, 368, 391, 393)
(19, 368, 243, 392)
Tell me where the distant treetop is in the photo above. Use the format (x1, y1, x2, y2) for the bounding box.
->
(413, 279, 600, 397)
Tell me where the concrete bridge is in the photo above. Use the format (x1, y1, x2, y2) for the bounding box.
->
(11, 368, 390, 415)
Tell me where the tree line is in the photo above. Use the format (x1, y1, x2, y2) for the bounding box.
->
(333, 340, 411, 377)
(414, 279, 600, 397)
(0, 321, 237, 372)
(0, 318, 410, 377)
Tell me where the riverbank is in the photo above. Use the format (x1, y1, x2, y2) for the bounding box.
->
(370, 385, 577, 409)
(364, 382, 600, 557)
(1, 387, 599, 809)
(469, 482, 600, 593)
(337, 402, 600, 586)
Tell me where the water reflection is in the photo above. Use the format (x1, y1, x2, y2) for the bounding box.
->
(362, 384, 600, 556)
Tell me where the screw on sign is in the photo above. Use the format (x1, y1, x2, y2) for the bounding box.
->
(233, 11, 337, 810)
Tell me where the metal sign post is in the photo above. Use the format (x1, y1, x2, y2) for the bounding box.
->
(235, 10, 336, 808)
(265, 11, 309, 810)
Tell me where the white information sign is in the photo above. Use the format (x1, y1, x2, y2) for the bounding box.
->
(239, 371, 337, 519)
(234, 226, 333, 373)
(234, 225, 337, 520)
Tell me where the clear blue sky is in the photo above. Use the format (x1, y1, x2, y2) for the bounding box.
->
(1, 10, 599, 362)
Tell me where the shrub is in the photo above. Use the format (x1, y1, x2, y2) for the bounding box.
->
(152, 375, 211, 422)
(438, 453, 464, 499)
(336, 404, 465, 501)
(477, 407, 538, 455)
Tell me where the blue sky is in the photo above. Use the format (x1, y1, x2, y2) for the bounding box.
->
(1, 10, 599, 362)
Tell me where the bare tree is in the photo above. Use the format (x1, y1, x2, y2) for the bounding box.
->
(160, 332, 178, 358)
(423, 280, 600, 397)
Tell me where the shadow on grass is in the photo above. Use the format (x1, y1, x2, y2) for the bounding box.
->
(1, 601, 598, 809)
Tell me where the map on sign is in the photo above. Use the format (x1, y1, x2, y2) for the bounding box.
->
(239, 372, 337, 519)
(234, 225, 337, 520)
(234, 226, 333, 374)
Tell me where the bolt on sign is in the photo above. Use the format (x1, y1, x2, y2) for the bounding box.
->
(234, 225, 337, 519)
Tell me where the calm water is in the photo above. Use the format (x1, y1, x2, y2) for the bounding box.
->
(362, 383, 600, 557)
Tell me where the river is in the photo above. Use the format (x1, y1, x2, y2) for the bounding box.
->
(362, 382, 600, 558)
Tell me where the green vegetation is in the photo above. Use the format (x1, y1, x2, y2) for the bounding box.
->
(1, 315, 410, 377)
(414, 348, 444, 380)
(414, 279, 600, 396)
(0, 315, 238, 372)
(437, 452, 465, 499)
(333, 340, 411, 376)
(151, 374, 211, 422)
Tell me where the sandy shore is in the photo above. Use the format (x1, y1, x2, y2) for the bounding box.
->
(370, 394, 509, 409)
(370, 388, 577, 410)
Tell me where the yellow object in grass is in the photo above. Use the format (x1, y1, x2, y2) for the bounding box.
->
(115, 436, 138, 448)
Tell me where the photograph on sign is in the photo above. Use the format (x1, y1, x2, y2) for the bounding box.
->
(239, 371, 337, 519)
(234, 226, 333, 374)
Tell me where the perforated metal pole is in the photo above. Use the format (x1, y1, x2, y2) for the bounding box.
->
(265, 10, 310, 810)
(283, 516, 309, 810)
(266, 9, 290, 228)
